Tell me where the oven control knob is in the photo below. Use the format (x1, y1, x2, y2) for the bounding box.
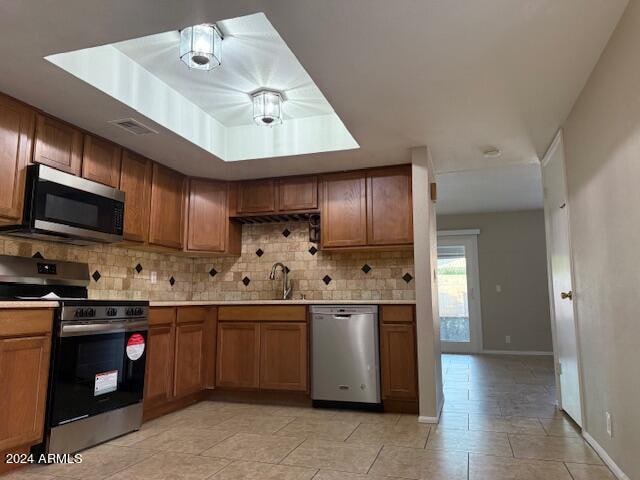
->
(106, 308, 117, 317)
(125, 308, 133, 316)
(135, 307, 143, 316)
(86, 308, 96, 317)
(74, 309, 82, 317)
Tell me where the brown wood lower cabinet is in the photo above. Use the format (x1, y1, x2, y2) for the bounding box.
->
(144, 307, 214, 418)
(174, 320, 205, 397)
(380, 323, 417, 399)
(217, 314, 307, 392)
(379, 305, 418, 411)
(0, 309, 52, 453)
(216, 322, 260, 389)
(144, 310, 176, 409)
(259, 323, 307, 391)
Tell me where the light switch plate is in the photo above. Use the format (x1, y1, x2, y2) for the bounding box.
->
(150, 271, 157, 284)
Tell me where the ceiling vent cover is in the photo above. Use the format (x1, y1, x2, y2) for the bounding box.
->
(109, 118, 158, 135)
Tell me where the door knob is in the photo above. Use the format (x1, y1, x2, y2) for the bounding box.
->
(561, 291, 573, 300)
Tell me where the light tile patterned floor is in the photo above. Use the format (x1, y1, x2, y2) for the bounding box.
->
(9, 354, 616, 480)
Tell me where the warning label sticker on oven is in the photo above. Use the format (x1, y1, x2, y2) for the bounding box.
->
(94, 370, 118, 396)
(126, 333, 145, 361)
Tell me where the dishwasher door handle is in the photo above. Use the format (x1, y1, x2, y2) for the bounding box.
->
(333, 314, 352, 319)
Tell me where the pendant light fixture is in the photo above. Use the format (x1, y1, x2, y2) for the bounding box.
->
(252, 89, 284, 126)
(179, 24, 222, 71)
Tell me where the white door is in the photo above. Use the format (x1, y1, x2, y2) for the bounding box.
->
(437, 234, 483, 353)
(542, 131, 583, 426)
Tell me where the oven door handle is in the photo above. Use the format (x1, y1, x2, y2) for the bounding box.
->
(60, 320, 148, 337)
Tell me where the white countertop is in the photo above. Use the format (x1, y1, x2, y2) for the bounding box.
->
(0, 300, 415, 309)
(0, 301, 59, 309)
(149, 300, 416, 307)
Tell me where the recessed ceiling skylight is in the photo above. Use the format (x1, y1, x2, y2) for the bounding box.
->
(45, 12, 359, 162)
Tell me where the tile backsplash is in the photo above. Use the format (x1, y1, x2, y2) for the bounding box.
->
(0, 237, 193, 300)
(0, 223, 415, 301)
(193, 223, 415, 301)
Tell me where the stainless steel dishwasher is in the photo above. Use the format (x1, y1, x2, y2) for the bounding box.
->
(310, 305, 381, 407)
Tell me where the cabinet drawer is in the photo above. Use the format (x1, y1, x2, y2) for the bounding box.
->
(0, 309, 53, 337)
(177, 306, 208, 324)
(380, 305, 415, 324)
(149, 307, 176, 326)
(218, 306, 307, 322)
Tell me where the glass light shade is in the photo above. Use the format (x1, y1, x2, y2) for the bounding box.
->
(179, 24, 222, 70)
(252, 90, 283, 126)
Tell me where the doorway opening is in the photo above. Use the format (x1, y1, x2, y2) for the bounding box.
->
(437, 233, 482, 353)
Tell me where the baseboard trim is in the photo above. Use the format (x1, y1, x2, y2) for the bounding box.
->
(418, 415, 439, 424)
(582, 431, 630, 480)
(481, 349, 553, 356)
(418, 400, 443, 424)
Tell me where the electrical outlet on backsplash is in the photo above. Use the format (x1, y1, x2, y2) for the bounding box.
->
(0, 223, 415, 301)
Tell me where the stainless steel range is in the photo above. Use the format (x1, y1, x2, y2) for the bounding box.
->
(0, 254, 148, 454)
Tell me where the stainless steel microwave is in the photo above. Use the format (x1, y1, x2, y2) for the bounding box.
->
(0, 164, 125, 245)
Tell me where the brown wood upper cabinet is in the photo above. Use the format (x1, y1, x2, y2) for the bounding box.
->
(234, 175, 318, 215)
(149, 163, 186, 249)
(320, 171, 367, 248)
(186, 179, 241, 254)
(236, 178, 276, 214)
(278, 175, 318, 212)
(119, 150, 152, 243)
(32, 114, 83, 175)
(321, 166, 413, 249)
(367, 166, 413, 245)
(0, 309, 52, 452)
(0, 95, 34, 224)
(81, 135, 121, 188)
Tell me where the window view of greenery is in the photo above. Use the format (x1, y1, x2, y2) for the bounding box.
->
(437, 255, 470, 342)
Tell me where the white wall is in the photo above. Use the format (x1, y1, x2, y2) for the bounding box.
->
(411, 147, 443, 421)
(562, 1, 640, 477)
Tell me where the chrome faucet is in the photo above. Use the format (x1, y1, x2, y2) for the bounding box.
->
(269, 262, 292, 300)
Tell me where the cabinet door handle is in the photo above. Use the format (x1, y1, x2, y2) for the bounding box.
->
(560, 291, 572, 300)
